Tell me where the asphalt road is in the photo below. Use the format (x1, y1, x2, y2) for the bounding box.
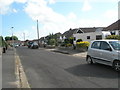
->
(16, 46, 119, 88)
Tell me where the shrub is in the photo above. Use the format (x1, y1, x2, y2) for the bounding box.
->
(66, 43, 72, 47)
(76, 39, 82, 42)
(48, 39, 56, 45)
(76, 41, 90, 48)
(106, 35, 120, 40)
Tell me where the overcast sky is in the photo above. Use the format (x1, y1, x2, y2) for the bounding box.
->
(0, 0, 119, 40)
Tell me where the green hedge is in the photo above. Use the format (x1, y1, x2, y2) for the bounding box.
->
(0, 36, 7, 47)
(106, 35, 120, 40)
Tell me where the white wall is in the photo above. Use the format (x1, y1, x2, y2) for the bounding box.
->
(73, 31, 111, 44)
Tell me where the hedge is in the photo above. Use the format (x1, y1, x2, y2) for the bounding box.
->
(106, 35, 120, 40)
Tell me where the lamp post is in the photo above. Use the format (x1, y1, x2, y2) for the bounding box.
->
(11, 27, 14, 48)
(37, 20, 40, 46)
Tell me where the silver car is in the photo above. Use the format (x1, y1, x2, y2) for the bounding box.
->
(86, 40, 120, 71)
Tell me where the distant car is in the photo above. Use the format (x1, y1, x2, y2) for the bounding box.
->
(86, 40, 120, 71)
(14, 44, 19, 48)
(30, 42, 39, 49)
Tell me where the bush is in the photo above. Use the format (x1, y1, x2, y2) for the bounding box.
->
(76, 39, 82, 42)
(48, 39, 56, 45)
(76, 41, 90, 48)
(66, 43, 72, 47)
(106, 35, 120, 40)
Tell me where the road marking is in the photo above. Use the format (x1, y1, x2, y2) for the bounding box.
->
(14, 49, 31, 89)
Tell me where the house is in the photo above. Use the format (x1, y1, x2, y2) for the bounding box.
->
(103, 19, 120, 35)
(62, 28, 78, 39)
(73, 19, 120, 44)
(73, 27, 111, 44)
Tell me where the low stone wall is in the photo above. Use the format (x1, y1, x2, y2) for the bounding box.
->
(76, 47, 88, 52)
(59, 46, 88, 52)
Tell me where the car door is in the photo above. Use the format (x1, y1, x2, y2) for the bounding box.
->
(89, 41, 101, 61)
(97, 41, 113, 65)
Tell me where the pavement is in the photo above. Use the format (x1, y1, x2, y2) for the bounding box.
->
(42, 47, 87, 58)
(2, 47, 17, 88)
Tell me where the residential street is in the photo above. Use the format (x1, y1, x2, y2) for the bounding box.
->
(15, 46, 119, 88)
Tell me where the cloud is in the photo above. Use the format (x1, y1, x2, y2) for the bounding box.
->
(12, 8, 18, 13)
(54, 0, 118, 3)
(82, 0, 92, 12)
(15, 0, 27, 3)
(0, 0, 14, 14)
(14, 26, 38, 40)
(48, 0, 56, 4)
(0, 0, 27, 14)
(104, 9, 118, 19)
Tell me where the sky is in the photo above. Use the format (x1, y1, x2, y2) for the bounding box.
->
(0, 0, 119, 40)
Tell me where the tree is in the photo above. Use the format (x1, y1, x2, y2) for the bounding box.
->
(0, 36, 7, 47)
(49, 39, 56, 45)
(5, 36, 11, 41)
(11, 36, 18, 40)
(5, 36, 18, 41)
(0, 36, 3, 47)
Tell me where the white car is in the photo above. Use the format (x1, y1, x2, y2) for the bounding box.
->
(86, 40, 120, 71)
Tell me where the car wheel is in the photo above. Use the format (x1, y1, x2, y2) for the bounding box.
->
(113, 61, 120, 71)
(86, 56, 93, 64)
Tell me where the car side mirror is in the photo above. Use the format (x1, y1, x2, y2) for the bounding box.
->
(106, 48, 112, 51)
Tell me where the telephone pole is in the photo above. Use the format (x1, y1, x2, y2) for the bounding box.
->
(23, 33, 25, 45)
(37, 20, 40, 46)
(23, 33, 25, 41)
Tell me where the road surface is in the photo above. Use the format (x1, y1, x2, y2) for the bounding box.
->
(16, 46, 119, 88)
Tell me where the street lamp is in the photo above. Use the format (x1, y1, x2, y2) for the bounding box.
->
(11, 27, 14, 48)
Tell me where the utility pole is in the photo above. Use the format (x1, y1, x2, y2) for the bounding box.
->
(37, 20, 40, 46)
(23, 33, 25, 45)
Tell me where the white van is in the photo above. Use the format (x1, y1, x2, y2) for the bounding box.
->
(86, 40, 120, 71)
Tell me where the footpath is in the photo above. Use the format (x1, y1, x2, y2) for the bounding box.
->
(42, 47, 87, 58)
(2, 47, 17, 88)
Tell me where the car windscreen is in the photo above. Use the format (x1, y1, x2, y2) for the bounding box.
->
(33, 42, 38, 45)
(109, 41, 120, 50)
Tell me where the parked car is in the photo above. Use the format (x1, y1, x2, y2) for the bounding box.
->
(30, 42, 39, 49)
(14, 43, 19, 48)
(27, 41, 33, 48)
(86, 40, 120, 71)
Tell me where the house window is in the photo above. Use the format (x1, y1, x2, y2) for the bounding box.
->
(96, 35, 102, 40)
(110, 31, 116, 35)
(87, 36, 90, 39)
